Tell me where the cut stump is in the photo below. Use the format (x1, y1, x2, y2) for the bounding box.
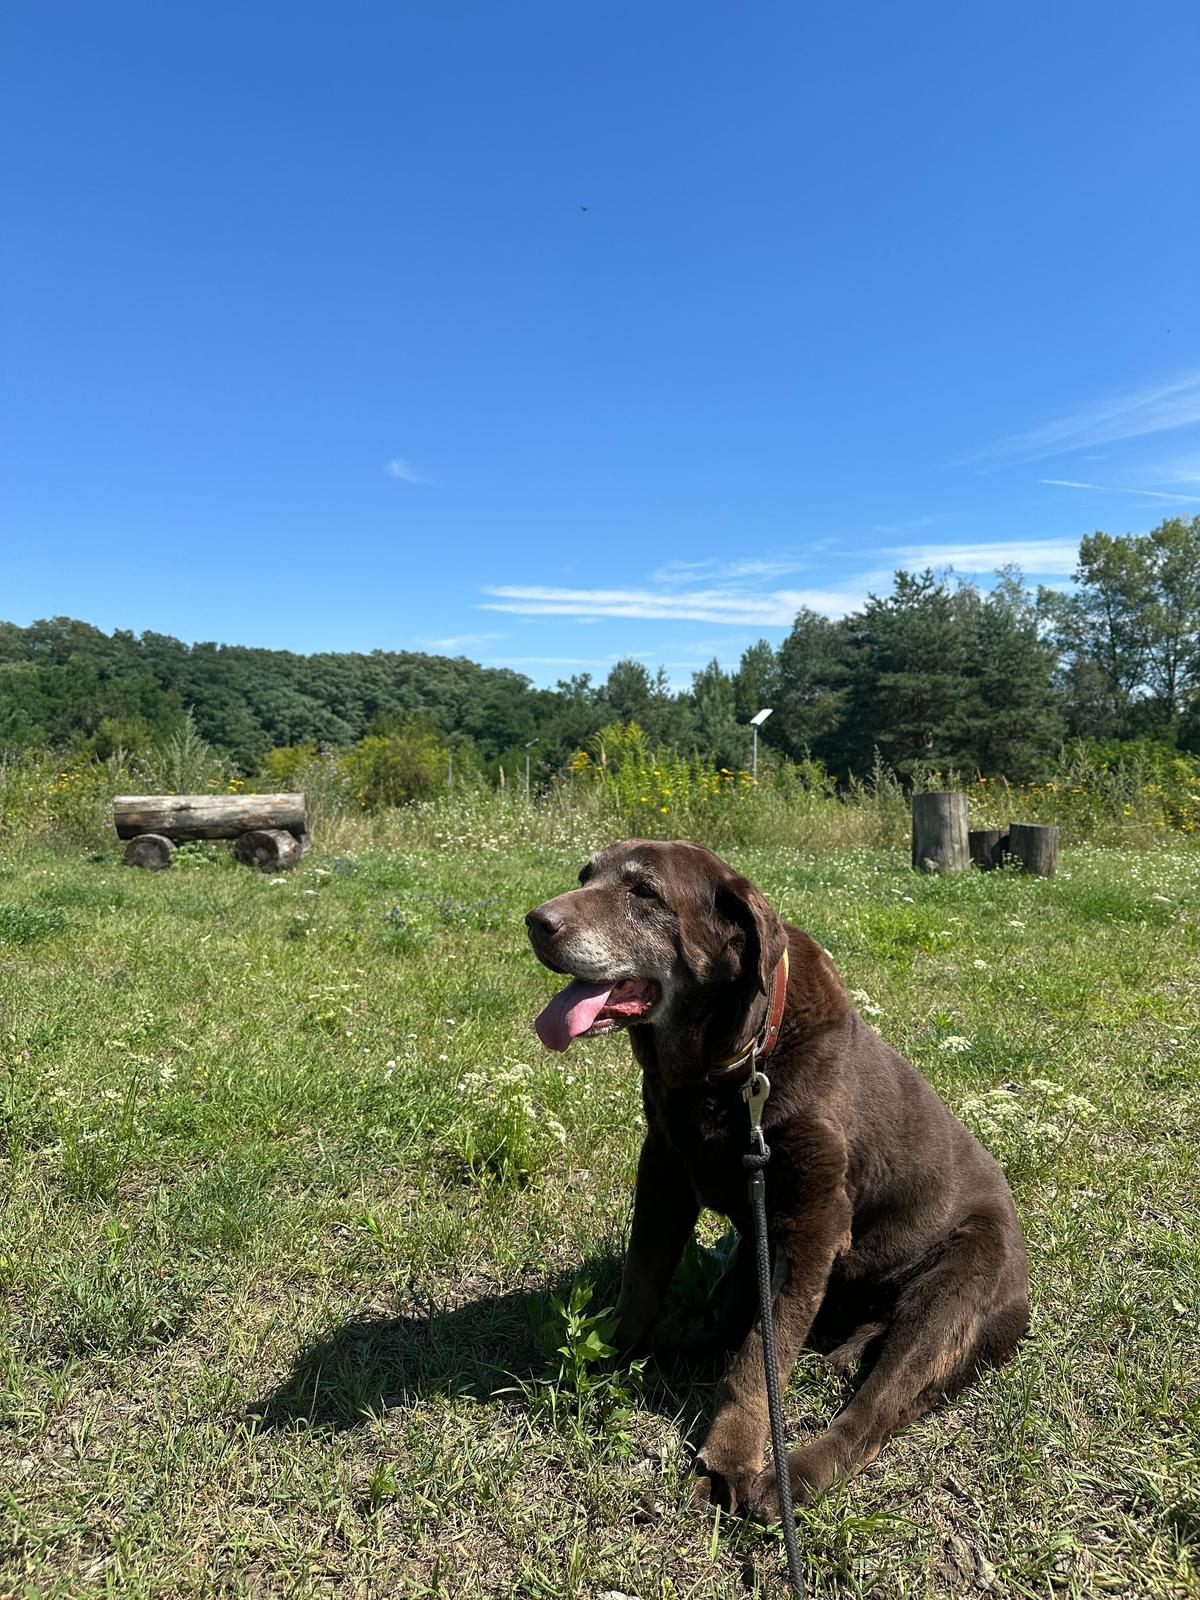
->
(1007, 821, 1059, 877)
(969, 828, 1008, 870)
(233, 828, 303, 872)
(912, 791, 970, 874)
(124, 833, 176, 870)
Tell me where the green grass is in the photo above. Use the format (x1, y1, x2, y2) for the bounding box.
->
(1, 839, 1198, 1599)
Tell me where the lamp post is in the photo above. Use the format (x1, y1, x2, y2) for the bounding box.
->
(749, 707, 773, 782)
(524, 738, 538, 798)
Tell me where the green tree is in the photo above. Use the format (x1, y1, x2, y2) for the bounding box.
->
(1045, 517, 1200, 741)
(1144, 515, 1200, 731)
(960, 570, 1063, 777)
(690, 658, 744, 769)
(1065, 531, 1154, 734)
(733, 639, 780, 724)
(601, 659, 653, 726)
(602, 660, 691, 747)
(839, 572, 978, 777)
(773, 609, 848, 764)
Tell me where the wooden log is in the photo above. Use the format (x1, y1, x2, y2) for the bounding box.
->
(123, 833, 176, 870)
(969, 828, 1008, 870)
(113, 793, 307, 842)
(1006, 821, 1059, 877)
(233, 828, 303, 871)
(912, 791, 969, 873)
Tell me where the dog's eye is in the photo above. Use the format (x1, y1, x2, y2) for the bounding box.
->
(629, 881, 659, 901)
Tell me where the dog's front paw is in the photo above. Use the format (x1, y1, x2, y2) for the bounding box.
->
(742, 1445, 831, 1522)
(691, 1456, 760, 1516)
(742, 1465, 786, 1523)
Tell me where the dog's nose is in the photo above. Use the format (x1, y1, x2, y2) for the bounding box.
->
(525, 905, 562, 942)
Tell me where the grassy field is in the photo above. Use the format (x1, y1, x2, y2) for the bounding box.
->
(1, 838, 1198, 1599)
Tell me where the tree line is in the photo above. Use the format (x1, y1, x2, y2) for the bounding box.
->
(2, 516, 1197, 785)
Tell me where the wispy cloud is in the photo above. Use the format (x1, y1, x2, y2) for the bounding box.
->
(384, 457, 429, 484)
(479, 535, 1096, 632)
(957, 371, 1200, 466)
(480, 581, 871, 626)
(871, 515, 946, 535)
(1164, 451, 1200, 480)
(1040, 478, 1199, 505)
(649, 556, 807, 583)
(424, 630, 507, 650)
(891, 538, 1080, 574)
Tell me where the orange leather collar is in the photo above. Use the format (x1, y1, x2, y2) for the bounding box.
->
(705, 947, 790, 1086)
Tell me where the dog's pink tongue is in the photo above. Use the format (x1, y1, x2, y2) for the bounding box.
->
(534, 979, 616, 1053)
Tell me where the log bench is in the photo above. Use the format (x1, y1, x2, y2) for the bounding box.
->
(114, 794, 309, 870)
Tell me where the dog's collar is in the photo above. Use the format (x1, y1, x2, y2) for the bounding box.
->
(705, 948, 790, 1086)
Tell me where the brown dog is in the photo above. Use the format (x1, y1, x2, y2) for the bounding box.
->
(526, 839, 1028, 1519)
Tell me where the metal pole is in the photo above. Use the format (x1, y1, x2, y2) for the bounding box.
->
(748, 708, 772, 784)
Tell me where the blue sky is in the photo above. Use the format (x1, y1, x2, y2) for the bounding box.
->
(3, 1, 1198, 688)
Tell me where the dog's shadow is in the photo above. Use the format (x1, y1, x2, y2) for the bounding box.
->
(247, 1246, 729, 1435)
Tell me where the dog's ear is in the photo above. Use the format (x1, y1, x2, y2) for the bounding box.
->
(716, 873, 786, 994)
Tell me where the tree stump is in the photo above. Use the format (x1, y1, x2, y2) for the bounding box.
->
(912, 791, 969, 873)
(124, 833, 176, 870)
(969, 828, 1008, 870)
(233, 828, 303, 871)
(1006, 822, 1059, 877)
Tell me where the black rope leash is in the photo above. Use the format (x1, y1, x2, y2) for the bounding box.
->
(742, 1069, 806, 1597)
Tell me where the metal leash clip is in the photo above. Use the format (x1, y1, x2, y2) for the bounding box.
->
(742, 1064, 771, 1156)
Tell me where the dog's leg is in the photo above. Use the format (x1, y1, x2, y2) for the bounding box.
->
(749, 1209, 1029, 1519)
(656, 1231, 761, 1376)
(612, 1134, 700, 1358)
(694, 1184, 852, 1511)
(823, 1319, 887, 1375)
